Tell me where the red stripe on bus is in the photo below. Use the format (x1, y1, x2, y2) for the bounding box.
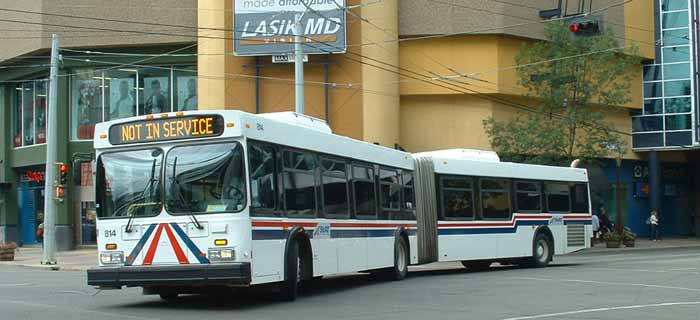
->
(163, 224, 189, 264)
(330, 223, 417, 228)
(143, 224, 165, 265)
(438, 216, 552, 228)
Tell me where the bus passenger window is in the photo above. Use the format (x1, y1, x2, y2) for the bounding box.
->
(321, 158, 349, 218)
(515, 181, 541, 212)
(249, 143, 277, 216)
(353, 165, 376, 218)
(379, 168, 401, 219)
(570, 183, 589, 213)
(545, 182, 570, 213)
(282, 150, 317, 217)
(402, 171, 415, 211)
(440, 176, 474, 220)
(480, 179, 511, 220)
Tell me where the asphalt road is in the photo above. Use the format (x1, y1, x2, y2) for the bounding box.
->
(1, 248, 700, 320)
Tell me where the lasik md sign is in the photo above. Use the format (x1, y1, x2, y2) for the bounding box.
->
(234, 0, 347, 56)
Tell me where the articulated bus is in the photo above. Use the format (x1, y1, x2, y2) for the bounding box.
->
(87, 110, 592, 301)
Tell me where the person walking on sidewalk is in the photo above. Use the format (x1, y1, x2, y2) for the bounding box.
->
(592, 213, 600, 245)
(649, 209, 659, 241)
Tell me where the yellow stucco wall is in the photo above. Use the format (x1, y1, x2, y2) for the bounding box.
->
(624, 0, 656, 59)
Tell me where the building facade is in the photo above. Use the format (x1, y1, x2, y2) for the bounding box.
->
(0, 0, 199, 248)
(1, 0, 698, 249)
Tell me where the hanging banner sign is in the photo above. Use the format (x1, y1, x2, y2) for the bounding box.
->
(233, 0, 347, 56)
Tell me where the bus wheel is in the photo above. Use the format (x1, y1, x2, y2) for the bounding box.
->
(159, 293, 178, 301)
(461, 261, 491, 272)
(279, 241, 300, 301)
(530, 233, 553, 268)
(391, 236, 409, 280)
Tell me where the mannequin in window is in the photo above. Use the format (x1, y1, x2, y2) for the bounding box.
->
(181, 78, 197, 111)
(111, 80, 135, 119)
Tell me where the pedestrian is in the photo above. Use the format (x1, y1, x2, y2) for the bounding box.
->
(592, 213, 600, 244)
(649, 209, 659, 241)
(599, 206, 612, 234)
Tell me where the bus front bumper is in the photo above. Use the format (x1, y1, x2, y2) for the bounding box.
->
(87, 263, 251, 288)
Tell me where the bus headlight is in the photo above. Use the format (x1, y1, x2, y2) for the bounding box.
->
(208, 248, 235, 263)
(100, 251, 124, 265)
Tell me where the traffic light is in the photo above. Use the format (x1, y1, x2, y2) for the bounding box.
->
(55, 162, 68, 202)
(58, 163, 69, 185)
(569, 19, 601, 36)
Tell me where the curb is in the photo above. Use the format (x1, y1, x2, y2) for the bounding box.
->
(574, 244, 700, 256)
(0, 262, 89, 272)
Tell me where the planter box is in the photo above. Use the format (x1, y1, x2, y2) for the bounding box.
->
(623, 240, 635, 247)
(0, 249, 15, 261)
(606, 241, 622, 248)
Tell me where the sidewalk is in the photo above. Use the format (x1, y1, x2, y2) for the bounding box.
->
(0, 247, 96, 271)
(578, 237, 700, 255)
(2, 237, 700, 272)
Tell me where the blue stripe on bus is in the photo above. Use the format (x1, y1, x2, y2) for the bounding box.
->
(169, 223, 210, 264)
(125, 223, 157, 266)
(564, 220, 592, 225)
(437, 220, 549, 236)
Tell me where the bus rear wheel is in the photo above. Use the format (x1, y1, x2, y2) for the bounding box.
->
(528, 233, 553, 268)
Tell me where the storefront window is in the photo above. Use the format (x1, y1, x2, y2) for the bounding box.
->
(105, 70, 137, 121)
(174, 67, 198, 111)
(71, 70, 104, 140)
(71, 65, 196, 140)
(139, 67, 171, 115)
(12, 80, 49, 148)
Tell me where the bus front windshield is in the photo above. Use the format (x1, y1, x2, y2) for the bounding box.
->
(97, 149, 163, 218)
(165, 142, 246, 214)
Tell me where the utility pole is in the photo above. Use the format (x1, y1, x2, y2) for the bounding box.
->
(42, 34, 60, 265)
(293, 12, 305, 114)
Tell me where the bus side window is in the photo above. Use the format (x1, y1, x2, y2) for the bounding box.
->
(439, 175, 475, 220)
(515, 181, 542, 212)
(321, 158, 350, 219)
(352, 164, 376, 219)
(480, 178, 511, 220)
(402, 171, 416, 220)
(378, 167, 401, 220)
(282, 150, 317, 218)
(545, 182, 571, 213)
(570, 183, 589, 213)
(248, 142, 279, 217)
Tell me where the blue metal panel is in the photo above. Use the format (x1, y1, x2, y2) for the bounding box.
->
(19, 187, 37, 245)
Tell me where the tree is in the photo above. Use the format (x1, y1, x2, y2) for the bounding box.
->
(483, 22, 639, 165)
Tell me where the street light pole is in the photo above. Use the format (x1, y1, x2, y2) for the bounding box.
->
(294, 13, 305, 115)
(42, 34, 60, 265)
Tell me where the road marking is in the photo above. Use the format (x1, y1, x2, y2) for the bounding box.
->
(0, 299, 158, 320)
(668, 267, 698, 271)
(0, 283, 34, 287)
(500, 302, 700, 320)
(562, 266, 700, 275)
(510, 276, 700, 292)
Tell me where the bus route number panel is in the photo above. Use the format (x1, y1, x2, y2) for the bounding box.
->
(108, 115, 225, 145)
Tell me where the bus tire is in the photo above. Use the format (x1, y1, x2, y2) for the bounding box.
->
(390, 236, 409, 281)
(529, 232, 553, 268)
(279, 240, 300, 301)
(461, 260, 491, 272)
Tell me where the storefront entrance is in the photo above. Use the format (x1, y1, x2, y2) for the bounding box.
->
(18, 182, 44, 246)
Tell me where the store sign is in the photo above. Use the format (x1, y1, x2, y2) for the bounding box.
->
(108, 115, 225, 145)
(234, 0, 347, 56)
(26, 170, 45, 183)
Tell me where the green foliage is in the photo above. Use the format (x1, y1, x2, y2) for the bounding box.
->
(622, 230, 636, 241)
(602, 232, 622, 242)
(483, 22, 640, 165)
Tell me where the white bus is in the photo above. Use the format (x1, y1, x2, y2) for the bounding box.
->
(87, 110, 591, 301)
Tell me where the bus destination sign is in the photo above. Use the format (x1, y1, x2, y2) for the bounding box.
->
(108, 115, 225, 145)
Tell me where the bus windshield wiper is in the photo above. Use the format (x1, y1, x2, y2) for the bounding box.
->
(171, 156, 203, 230)
(124, 159, 159, 233)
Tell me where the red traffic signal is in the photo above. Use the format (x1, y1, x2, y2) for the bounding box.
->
(569, 20, 600, 36)
(57, 162, 69, 185)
